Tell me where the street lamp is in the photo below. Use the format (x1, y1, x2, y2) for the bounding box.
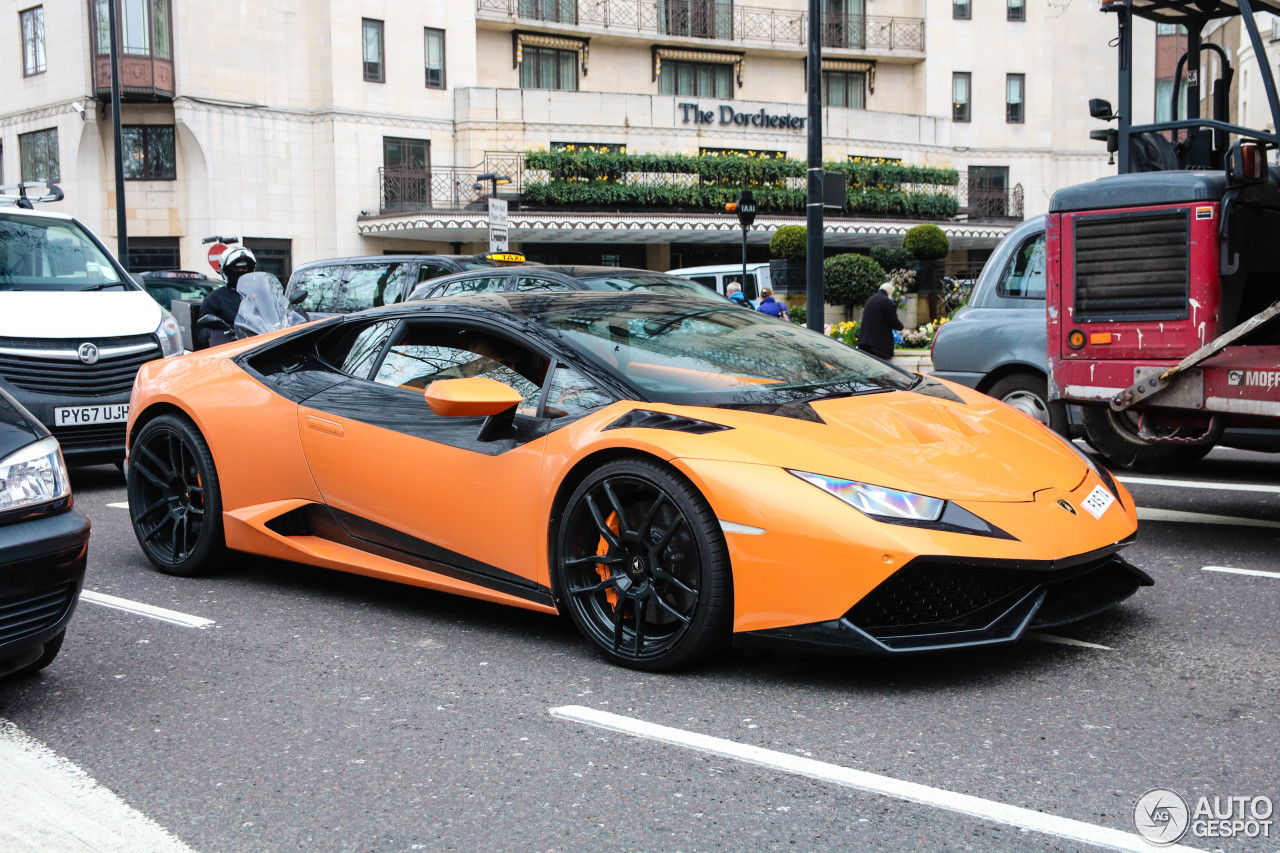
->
(473, 173, 512, 197)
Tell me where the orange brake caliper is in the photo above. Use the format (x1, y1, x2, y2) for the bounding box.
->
(597, 513, 620, 609)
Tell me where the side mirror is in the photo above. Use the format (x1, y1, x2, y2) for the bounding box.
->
(288, 289, 309, 306)
(1089, 98, 1115, 120)
(424, 377, 522, 417)
(425, 377, 523, 442)
(1226, 141, 1268, 186)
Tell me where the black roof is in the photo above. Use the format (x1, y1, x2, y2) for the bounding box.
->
(1049, 170, 1231, 212)
(293, 254, 493, 270)
(1128, 0, 1280, 22)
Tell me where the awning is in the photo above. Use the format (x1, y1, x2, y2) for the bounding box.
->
(822, 59, 876, 94)
(513, 32, 589, 75)
(653, 47, 744, 87)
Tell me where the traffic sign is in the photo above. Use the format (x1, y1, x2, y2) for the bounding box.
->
(207, 243, 227, 272)
(488, 198, 509, 254)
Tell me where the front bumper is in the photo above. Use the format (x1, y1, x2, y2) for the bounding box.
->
(0, 507, 91, 677)
(736, 543, 1150, 656)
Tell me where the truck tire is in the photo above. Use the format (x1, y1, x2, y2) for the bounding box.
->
(987, 373, 1069, 436)
(1081, 406, 1214, 472)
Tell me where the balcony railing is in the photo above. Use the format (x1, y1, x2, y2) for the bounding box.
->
(957, 176, 1024, 220)
(378, 154, 529, 214)
(478, 0, 925, 52)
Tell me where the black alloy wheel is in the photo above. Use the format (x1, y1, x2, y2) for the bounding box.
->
(556, 459, 731, 671)
(127, 414, 225, 576)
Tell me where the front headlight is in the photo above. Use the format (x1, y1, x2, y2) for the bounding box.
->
(789, 471, 945, 521)
(788, 469, 1014, 539)
(156, 309, 183, 357)
(0, 436, 71, 513)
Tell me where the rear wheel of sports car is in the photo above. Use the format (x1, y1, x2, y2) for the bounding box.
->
(127, 414, 225, 577)
(556, 459, 731, 671)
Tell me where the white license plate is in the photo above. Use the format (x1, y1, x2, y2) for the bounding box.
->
(1080, 484, 1115, 520)
(54, 404, 129, 427)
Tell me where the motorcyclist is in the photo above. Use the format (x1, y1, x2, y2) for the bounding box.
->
(196, 246, 257, 349)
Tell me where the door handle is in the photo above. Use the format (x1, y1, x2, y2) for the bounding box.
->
(306, 415, 344, 437)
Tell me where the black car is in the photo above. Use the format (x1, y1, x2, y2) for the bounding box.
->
(134, 270, 220, 311)
(406, 266, 734, 303)
(285, 252, 534, 318)
(0, 386, 89, 678)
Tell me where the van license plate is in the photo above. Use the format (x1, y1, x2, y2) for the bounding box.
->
(54, 404, 129, 427)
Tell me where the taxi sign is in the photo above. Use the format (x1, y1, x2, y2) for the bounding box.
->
(480, 252, 527, 264)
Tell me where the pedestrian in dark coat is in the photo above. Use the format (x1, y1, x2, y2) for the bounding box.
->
(755, 288, 790, 321)
(856, 282, 904, 360)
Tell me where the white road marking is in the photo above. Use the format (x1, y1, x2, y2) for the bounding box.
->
(0, 719, 195, 853)
(80, 591, 215, 629)
(550, 706, 1196, 853)
(106, 501, 129, 509)
(1025, 632, 1114, 651)
(1119, 476, 1280, 494)
(1136, 507, 1280, 529)
(1202, 565, 1280, 579)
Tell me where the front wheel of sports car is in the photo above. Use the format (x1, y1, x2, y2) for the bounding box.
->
(556, 459, 731, 671)
(127, 414, 225, 577)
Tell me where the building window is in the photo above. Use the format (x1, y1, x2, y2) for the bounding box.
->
(19, 128, 58, 183)
(1008, 0, 1025, 22)
(363, 18, 384, 82)
(20, 6, 45, 76)
(128, 238, 181, 272)
(969, 165, 1010, 217)
(659, 0, 733, 40)
(382, 137, 431, 211)
(520, 46, 578, 91)
(518, 0, 577, 24)
(121, 126, 176, 180)
(1006, 74, 1025, 123)
(822, 70, 866, 109)
(953, 72, 971, 123)
(424, 28, 445, 88)
(1156, 22, 1186, 36)
(242, 238, 293, 281)
(1155, 78, 1188, 122)
(658, 60, 733, 98)
(953, 0, 971, 20)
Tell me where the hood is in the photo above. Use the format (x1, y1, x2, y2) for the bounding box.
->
(658, 383, 1086, 503)
(0, 291, 162, 339)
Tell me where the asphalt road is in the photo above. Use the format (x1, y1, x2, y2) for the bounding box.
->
(2, 447, 1278, 853)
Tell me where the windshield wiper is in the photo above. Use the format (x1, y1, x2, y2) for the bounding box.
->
(81, 281, 131, 291)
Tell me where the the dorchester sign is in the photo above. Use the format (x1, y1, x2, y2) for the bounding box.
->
(678, 102, 808, 130)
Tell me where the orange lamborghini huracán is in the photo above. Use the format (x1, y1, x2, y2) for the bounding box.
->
(125, 292, 1148, 670)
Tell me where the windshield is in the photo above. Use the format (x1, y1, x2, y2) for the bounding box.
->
(0, 214, 126, 291)
(575, 272, 729, 301)
(531, 297, 915, 405)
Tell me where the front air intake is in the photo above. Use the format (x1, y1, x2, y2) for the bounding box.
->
(1073, 209, 1190, 322)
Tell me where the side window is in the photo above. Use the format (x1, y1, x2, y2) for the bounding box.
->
(341, 263, 410, 312)
(291, 265, 348, 313)
(996, 234, 1046, 299)
(515, 276, 572, 292)
(687, 276, 718, 291)
(439, 275, 506, 297)
(417, 261, 452, 283)
(372, 325, 546, 414)
(336, 320, 397, 378)
(543, 364, 613, 419)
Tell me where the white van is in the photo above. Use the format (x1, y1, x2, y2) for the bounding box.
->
(0, 184, 184, 465)
(665, 262, 773, 300)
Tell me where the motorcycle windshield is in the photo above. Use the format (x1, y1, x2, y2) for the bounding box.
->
(234, 272, 291, 336)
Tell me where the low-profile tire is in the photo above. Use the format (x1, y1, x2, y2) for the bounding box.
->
(127, 414, 225, 576)
(555, 458, 732, 671)
(986, 372, 1068, 436)
(1081, 406, 1214, 472)
(12, 630, 65, 677)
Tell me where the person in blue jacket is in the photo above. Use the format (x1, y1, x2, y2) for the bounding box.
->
(726, 281, 754, 310)
(755, 287, 790, 321)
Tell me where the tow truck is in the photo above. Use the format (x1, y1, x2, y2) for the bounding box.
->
(1047, 0, 1280, 470)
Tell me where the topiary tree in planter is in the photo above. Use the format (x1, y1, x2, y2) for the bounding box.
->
(902, 223, 950, 295)
(768, 225, 807, 296)
(869, 246, 916, 273)
(824, 253, 886, 319)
